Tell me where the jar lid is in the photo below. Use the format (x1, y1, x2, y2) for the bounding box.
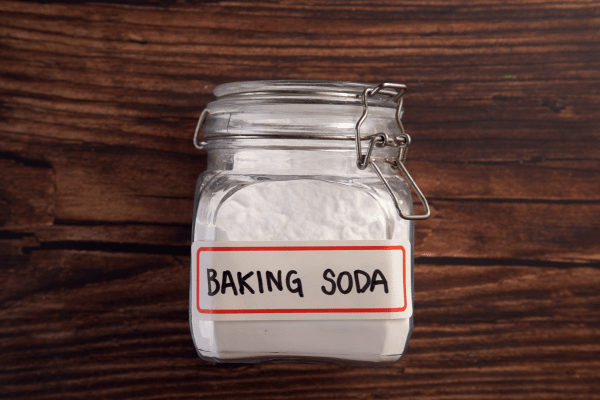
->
(201, 80, 403, 143)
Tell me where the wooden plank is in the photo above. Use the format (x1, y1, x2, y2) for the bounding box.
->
(1, 253, 598, 399)
(49, 147, 202, 225)
(410, 160, 600, 201)
(29, 224, 190, 247)
(2, 132, 598, 208)
(1, 137, 598, 262)
(10, 201, 599, 263)
(0, 158, 54, 229)
(415, 201, 600, 262)
(0, 0, 598, 153)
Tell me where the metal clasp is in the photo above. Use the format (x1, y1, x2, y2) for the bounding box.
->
(355, 83, 430, 220)
(193, 109, 210, 150)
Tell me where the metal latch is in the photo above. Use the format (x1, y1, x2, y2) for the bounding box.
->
(355, 83, 430, 220)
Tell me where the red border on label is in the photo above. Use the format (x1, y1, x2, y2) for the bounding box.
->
(196, 245, 407, 314)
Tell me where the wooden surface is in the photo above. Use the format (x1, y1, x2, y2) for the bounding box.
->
(1, 0, 599, 398)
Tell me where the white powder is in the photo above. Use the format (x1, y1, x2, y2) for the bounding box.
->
(192, 179, 411, 364)
(215, 180, 390, 241)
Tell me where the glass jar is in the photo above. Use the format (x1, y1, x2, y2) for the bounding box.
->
(190, 80, 429, 365)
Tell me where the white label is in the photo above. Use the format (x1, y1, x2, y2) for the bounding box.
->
(190, 240, 412, 321)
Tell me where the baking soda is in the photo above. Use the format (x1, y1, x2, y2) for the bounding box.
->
(215, 180, 390, 241)
(192, 179, 412, 363)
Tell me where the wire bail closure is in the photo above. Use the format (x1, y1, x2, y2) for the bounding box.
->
(192, 82, 430, 220)
(355, 83, 430, 220)
(193, 109, 210, 150)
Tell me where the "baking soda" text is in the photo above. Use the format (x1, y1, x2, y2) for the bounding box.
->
(206, 268, 389, 298)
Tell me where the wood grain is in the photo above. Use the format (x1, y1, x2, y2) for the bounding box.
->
(1, 0, 599, 399)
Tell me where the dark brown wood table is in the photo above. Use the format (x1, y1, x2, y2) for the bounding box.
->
(1, 1, 599, 398)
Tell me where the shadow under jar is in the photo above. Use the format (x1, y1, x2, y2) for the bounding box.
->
(190, 80, 430, 365)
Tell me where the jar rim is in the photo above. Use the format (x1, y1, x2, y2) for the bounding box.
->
(213, 80, 375, 98)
